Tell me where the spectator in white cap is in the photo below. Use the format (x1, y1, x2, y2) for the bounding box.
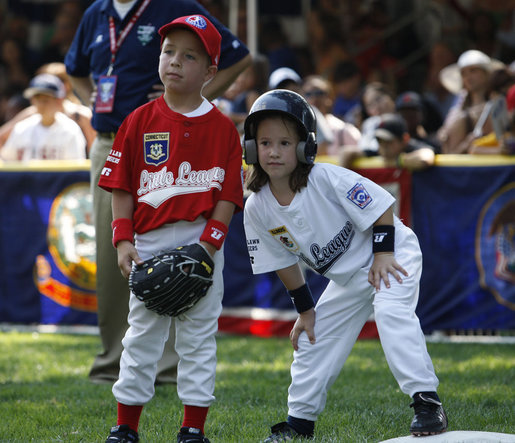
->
(437, 49, 505, 153)
(268, 66, 302, 90)
(268, 67, 334, 154)
(0, 73, 86, 161)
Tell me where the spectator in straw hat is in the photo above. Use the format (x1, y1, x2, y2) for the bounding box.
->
(437, 49, 505, 153)
(469, 68, 515, 155)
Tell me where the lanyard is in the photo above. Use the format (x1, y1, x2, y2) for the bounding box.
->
(107, 0, 152, 75)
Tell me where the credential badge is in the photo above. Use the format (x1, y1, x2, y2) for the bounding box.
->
(144, 133, 169, 166)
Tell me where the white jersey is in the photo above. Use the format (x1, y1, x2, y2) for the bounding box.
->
(245, 163, 440, 419)
(244, 162, 411, 286)
(1, 112, 86, 161)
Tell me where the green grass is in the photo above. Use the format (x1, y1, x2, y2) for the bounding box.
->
(0, 332, 514, 442)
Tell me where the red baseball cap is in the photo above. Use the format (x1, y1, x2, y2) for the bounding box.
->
(158, 15, 221, 67)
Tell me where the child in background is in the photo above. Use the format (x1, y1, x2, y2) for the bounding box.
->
(98, 15, 243, 443)
(242, 89, 447, 441)
(1, 73, 86, 161)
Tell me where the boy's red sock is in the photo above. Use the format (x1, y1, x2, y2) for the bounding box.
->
(117, 402, 144, 432)
(182, 405, 209, 433)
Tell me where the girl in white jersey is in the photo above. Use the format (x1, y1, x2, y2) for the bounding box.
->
(242, 90, 447, 441)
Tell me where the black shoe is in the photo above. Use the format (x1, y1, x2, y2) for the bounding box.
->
(177, 427, 210, 442)
(106, 424, 139, 442)
(410, 393, 448, 436)
(263, 422, 313, 442)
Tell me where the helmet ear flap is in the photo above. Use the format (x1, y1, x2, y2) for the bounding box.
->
(296, 132, 317, 164)
(243, 138, 258, 165)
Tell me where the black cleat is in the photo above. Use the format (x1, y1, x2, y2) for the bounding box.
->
(105, 424, 139, 442)
(410, 393, 448, 436)
(263, 422, 313, 442)
(177, 427, 210, 442)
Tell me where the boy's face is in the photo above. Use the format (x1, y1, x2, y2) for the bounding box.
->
(257, 116, 300, 183)
(159, 29, 216, 95)
(31, 94, 60, 116)
(377, 136, 405, 161)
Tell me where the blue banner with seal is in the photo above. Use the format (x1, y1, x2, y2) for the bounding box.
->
(412, 160, 515, 331)
(0, 162, 97, 325)
(0, 157, 514, 334)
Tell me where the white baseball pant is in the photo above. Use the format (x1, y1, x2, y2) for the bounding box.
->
(287, 231, 439, 421)
(112, 218, 224, 407)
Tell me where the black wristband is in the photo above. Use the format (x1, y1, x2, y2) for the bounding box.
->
(372, 225, 395, 253)
(288, 284, 315, 313)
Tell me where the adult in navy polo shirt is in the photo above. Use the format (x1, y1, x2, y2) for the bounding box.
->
(65, 0, 251, 385)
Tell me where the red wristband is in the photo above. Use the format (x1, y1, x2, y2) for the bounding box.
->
(200, 219, 228, 250)
(111, 218, 134, 248)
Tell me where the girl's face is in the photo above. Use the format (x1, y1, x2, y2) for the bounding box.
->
(159, 29, 215, 95)
(257, 116, 300, 183)
(460, 65, 489, 93)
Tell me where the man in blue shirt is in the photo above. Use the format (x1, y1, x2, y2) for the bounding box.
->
(65, 0, 251, 385)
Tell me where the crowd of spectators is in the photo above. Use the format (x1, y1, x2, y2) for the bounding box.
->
(1, 0, 515, 161)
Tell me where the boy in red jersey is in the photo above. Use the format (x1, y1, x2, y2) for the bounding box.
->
(98, 15, 243, 443)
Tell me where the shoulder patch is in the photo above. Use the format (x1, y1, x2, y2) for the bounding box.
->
(347, 182, 372, 209)
(269, 226, 299, 252)
(144, 132, 169, 166)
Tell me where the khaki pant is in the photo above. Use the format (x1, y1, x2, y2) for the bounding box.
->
(89, 135, 178, 384)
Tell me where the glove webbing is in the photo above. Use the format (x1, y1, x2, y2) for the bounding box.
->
(147, 279, 209, 316)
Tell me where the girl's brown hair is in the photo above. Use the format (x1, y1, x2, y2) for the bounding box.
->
(245, 112, 314, 193)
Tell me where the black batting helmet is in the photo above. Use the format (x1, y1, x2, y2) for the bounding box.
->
(243, 89, 317, 165)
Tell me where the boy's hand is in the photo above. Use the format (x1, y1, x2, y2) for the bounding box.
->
(199, 241, 216, 258)
(116, 240, 143, 279)
(368, 252, 408, 291)
(290, 308, 316, 351)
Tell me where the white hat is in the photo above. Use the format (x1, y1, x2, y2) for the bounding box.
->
(268, 67, 301, 90)
(439, 50, 505, 94)
(23, 74, 66, 99)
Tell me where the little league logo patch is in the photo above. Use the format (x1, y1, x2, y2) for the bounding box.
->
(144, 132, 169, 166)
(186, 15, 207, 29)
(347, 182, 372, 209)
(269, 226, 299, 252)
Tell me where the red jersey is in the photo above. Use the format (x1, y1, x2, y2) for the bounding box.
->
(98, 96, 244, 234)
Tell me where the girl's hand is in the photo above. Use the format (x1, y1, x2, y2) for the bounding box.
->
(290, 308, 316, 351)
(116, 240, 143, 279)
(368, 252, 408, 291)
